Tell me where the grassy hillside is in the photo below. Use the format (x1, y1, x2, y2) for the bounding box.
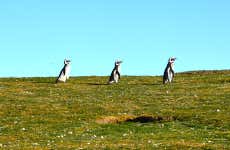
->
(0, 70, 230, 149)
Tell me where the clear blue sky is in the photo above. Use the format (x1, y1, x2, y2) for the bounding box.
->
(0, 0, 229, 77)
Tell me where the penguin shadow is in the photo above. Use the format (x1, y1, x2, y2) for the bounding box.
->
(126, 82, 162, 86)
(140, 83, 162, 86)
(83, 81, 163, 86)
(83, 82, 109, 86)
(33, 81, 55, 84)
(31, 79, 58, 84)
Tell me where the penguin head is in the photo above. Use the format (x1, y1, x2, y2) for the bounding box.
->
(64, 59, 71, 65)
(168, 57, 176, 63)
(115, 60, 123, 66)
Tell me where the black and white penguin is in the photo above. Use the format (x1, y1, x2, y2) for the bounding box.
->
(56, 59, 71, 83)
(108, 60, 123, 84)
(163, 57, 176, 84)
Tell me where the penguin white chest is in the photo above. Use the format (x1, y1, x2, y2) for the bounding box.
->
(114, 73, 119, 83)
(65, 65, 70, 79)
(167, 67, 174, 82)
(114, 67, 120, 83)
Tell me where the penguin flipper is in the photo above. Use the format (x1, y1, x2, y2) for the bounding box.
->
(63, 67, 66, 76)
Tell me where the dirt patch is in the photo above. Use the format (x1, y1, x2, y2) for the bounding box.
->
(96, 115, 178, 124)
(96, 115, 134, 124)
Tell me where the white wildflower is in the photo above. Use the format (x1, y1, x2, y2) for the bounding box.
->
(68, 131, 73, 135)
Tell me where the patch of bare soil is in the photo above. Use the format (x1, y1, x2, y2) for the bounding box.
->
(96, 115, 178, 124)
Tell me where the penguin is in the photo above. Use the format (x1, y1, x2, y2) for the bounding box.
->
(56, 59, 71, 83)
(163, 57, 176, 84)
(108, 60, 123, 84)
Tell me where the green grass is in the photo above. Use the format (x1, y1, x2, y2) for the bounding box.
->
(0, 70, 230, 149)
